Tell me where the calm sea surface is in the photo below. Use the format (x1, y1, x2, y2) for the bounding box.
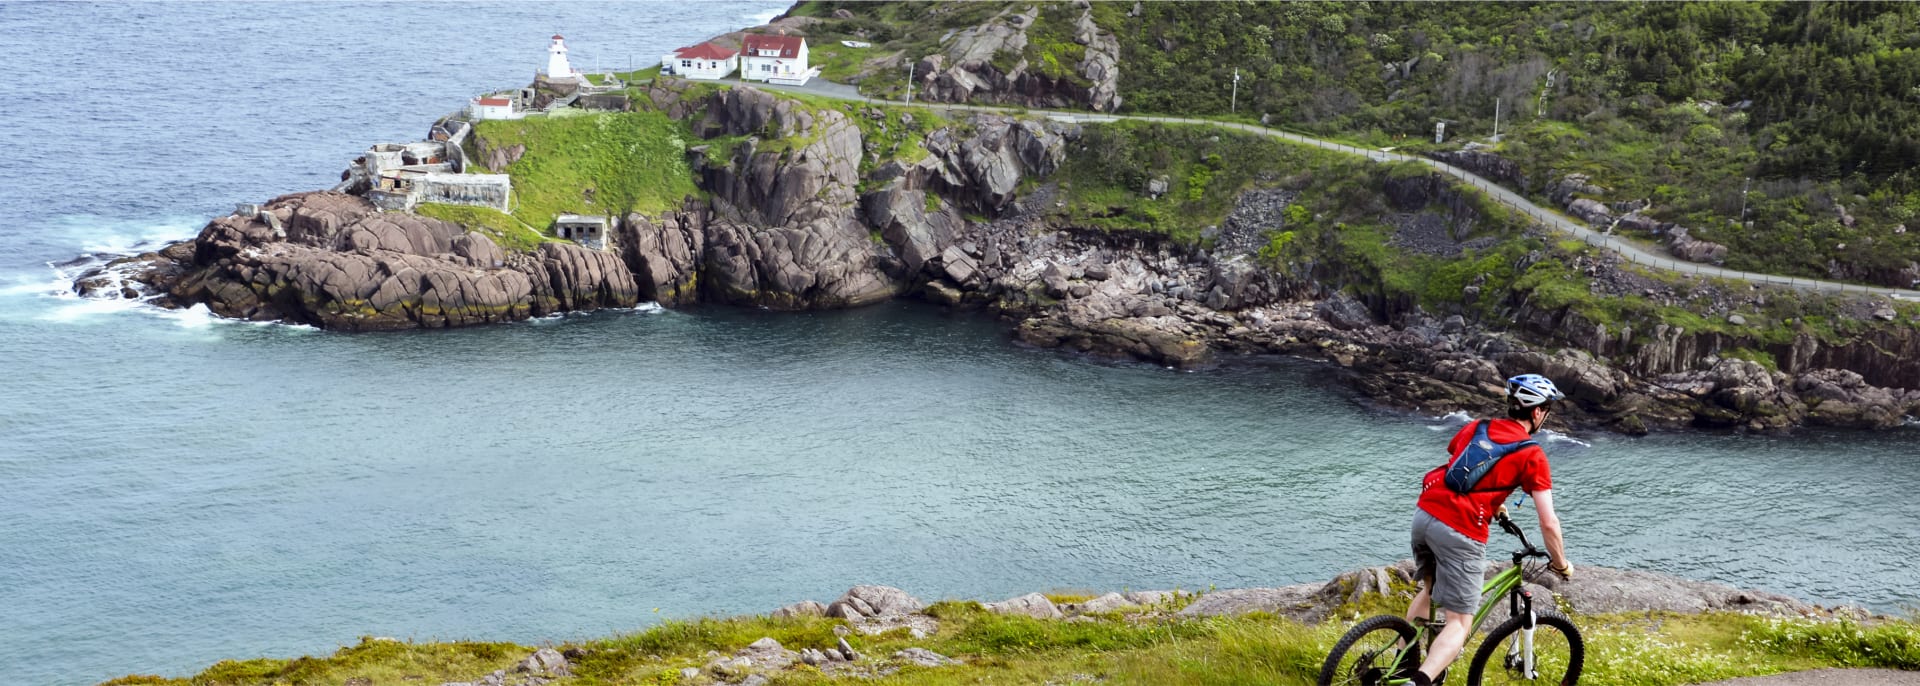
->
(1, 3, 1917, 684)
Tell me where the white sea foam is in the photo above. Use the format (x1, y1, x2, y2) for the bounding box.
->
(58, 214, 202, 257)
(743, 7, 783, 26)
(1538, 430, 1592, 448)
(1434, 410, 1473, 424)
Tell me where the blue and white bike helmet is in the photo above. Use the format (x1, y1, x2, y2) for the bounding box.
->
(1506, 374, 1566, 407)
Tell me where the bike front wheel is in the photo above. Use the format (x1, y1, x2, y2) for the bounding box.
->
(1319, 614, 1419, 686)
(1465, 610, 1583, 685)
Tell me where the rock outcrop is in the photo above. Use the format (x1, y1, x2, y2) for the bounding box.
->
(143, 192, 637, 330)
(911, 4, 1122, 113)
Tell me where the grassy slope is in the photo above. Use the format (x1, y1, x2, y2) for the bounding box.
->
(101, 597, 1920, 686)
(1051, 121, 1920, 362)
(1098, 1, 1920, 286)
(795, 1, 1920, 286)
(471, 110, 701, 230)
(412, 203, 550, 253)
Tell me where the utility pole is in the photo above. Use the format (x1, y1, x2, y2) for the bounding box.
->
(1231, 68, 1241, 113)
(1740, 176, 1752, 221)
(1493, 97, 1501, 140)
(1538, 69, 1557, 117)
(905, 61, 915, 105)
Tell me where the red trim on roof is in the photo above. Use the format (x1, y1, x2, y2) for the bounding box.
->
(672, 42, 739, 60)
(742, 34, 804, 59)
(476, 97, 511, 106)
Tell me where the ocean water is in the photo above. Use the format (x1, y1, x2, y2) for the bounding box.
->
(1, 3, 1917, 685)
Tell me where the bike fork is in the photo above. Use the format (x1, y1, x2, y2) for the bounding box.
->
(1502, 608, 1539, 680)
(1505, 590, 1539, 680)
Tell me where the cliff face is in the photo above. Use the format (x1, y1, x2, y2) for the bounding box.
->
(908, 3, 1122, 113)
(100, 191, 635, 330)
(79, 79, 1920, 432)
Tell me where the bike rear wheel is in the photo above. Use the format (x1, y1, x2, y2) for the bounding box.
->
(1465, 610, 1583, 685)
(1319, 615, 1419, 686)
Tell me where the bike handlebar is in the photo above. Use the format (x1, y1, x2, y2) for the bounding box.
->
(1493, 511, 1550, 565)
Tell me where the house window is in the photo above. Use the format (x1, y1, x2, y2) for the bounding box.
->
(681, 60, 691, 68)
(761, 64, 771, 72)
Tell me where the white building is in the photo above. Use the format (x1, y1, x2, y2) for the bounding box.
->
(544, 34, 575, 80)
(740, 33, 811, 85)
(469, 95, 516, 120)
(661, 42, 738, 80)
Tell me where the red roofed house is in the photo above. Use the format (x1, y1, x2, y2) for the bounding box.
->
(741, 33, 812, 85)
(469, 95, 516, 120)
(661, 42, 738, 81)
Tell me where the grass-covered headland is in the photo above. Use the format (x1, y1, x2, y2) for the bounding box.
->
(99, 593, 1918, 686)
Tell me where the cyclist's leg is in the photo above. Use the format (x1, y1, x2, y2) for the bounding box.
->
(1406, 511, 1438, 627)
(1419, 607, 1474, 680)
(1411, 510, 1486, 681)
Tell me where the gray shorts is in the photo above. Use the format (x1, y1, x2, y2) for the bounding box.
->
(1411, 509, 1486, 616)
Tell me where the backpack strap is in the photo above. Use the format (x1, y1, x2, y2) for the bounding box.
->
(1453, 420, 1542, 493)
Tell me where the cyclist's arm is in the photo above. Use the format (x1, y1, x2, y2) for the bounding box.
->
(1531, 488, 1570, 572)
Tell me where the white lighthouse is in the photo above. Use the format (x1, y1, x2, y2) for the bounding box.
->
(544, 34, 575, 79)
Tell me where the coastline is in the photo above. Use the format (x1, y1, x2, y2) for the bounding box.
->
(63, 73, 1920, 436)
(104, 562, 1911, 686)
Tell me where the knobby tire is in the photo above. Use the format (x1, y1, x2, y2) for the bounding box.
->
(1319, 615, 1419, 686)
(1465, 610, 1583, 686)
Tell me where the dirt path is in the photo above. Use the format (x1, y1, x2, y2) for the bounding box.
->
(733, 78, 1920, 300)
(1696, 668, 1920, 685)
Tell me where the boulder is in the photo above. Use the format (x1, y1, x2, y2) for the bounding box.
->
(771, 600, 827, 618)
(1315, 293, 1377, 330)
(939, 245, 980, 285)
(514, 648, 571, 676)
(1567, 198, 1612, 226)
(892, 648, 960, 667)
(984, 592, 1063, 619)
(1175, 583, 1334, 623)
(827, 585, 924, 618)
(1667, 226, 1729, 264)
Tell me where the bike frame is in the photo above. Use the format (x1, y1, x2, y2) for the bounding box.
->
(1380, 515, 1545, 685)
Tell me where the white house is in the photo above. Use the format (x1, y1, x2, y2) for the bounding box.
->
(544, 34, 575, 80)
(740, 33, 811, 85)
(660, 42, 738, 80)
(469, 95, 515, 120)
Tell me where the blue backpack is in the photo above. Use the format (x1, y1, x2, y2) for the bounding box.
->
(1443, 420, 1540, 494)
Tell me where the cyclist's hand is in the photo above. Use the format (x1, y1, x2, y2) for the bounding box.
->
(1549, 561, 1574, 582)
(1495, 505, 1510, 520)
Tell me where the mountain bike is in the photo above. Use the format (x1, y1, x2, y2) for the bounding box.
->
(1317, 510, 1584, 685)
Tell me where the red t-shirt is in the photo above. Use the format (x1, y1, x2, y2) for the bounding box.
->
(1417, 418, 1553, 543)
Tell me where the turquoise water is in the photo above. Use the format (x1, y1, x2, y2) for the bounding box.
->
(1, 3, 1917, 685)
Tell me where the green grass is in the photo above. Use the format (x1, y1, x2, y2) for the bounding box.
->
(1051, 120, 1350, 241)
(472, 110, 699, 228)
(107, 606, 1920, 686)
(412, 203, 550, 253)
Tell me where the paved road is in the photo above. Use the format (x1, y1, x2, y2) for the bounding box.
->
(727, 78, 1920, 299)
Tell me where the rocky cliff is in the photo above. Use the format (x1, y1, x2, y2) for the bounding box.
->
(77, 78, 1920, 433)
(78, 191, 635, 330)
(908, 2, 1124, 113)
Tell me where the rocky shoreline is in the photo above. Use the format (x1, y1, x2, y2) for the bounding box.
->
(413, 560, 1867, 686)
(67, 75, 1920, 435)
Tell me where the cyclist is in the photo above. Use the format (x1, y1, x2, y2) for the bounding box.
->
(1401, 374, 1574, 686)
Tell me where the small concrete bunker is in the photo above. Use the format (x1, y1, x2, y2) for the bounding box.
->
(552, 214, 609, 250)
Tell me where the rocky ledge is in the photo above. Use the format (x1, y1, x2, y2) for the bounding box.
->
(423, 563, 1867, 686)
(71, 77, 1920, 434)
